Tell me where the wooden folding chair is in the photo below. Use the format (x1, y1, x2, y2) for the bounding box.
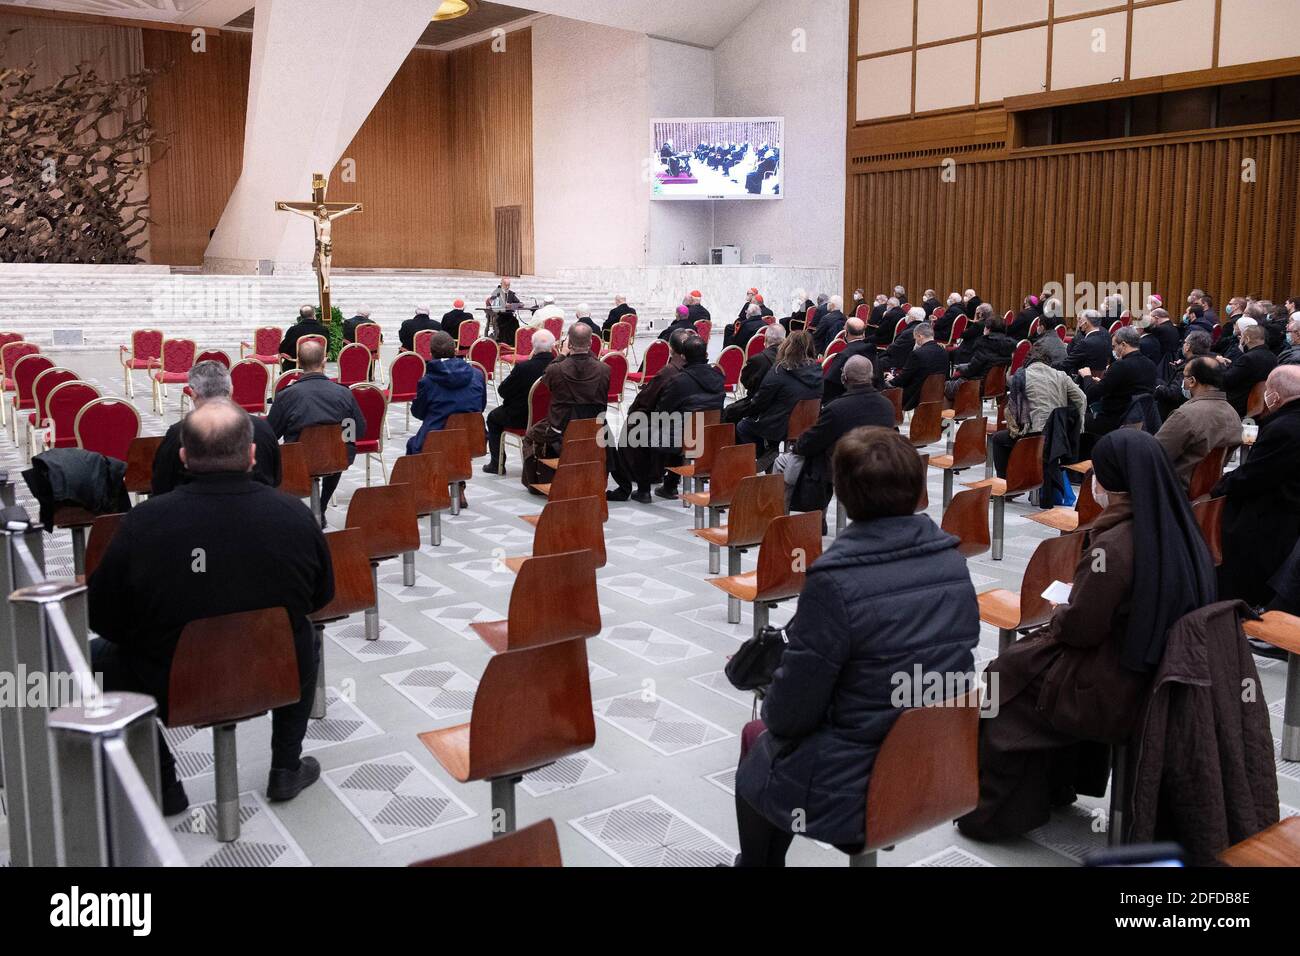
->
(881, 387, 905, 426)
(785, 397, 820, 449)
(1028, 468, 1104, 535)
(277, 441, 314, 500)
(683, 443, 757, 573)
(929, 415, 987, 508)
(942, 379, 983, 446)
(445, 412, 488, 459)
(847, 691, 980, 867)
(1221, 818, 1300, 867)
(419, 638, 596, 836)
(539, 437, 603, 473)
(308, 528, 376, 718)
(977, 531, 1084, 649)
(390, 452, 452, 550)
(411, 819, 562, 867)
(707, 511, 824, 637)
(1188, 446, 1229, 502)
(940, 485, 991, 558)
(124, 435, 164, 499)
(666, 416, 728, 518)
(344, 483, 420, 641)
(693, 474, 785, 623)
(907, 401, 943, 448)
(962, 434, 1045, 559)
(1242, 611, 1300, 761)
(469, 550, 601, 654)
(81, 512, 125, 581)
(1192, 495, 1225, 566)
(298, 422, 349, 524)
(503, 496, 606, 572)
(167, 608, 299, 842)
(421, 427, 472, 515)
(523, 461, 608, 523)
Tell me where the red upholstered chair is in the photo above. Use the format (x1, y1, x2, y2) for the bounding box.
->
(1009, 339, 1031, 375)
(456, 319, 481, 357)
(746, 335, 767, 360)
(1028, 317, 1042, 339)
(602, 351, 629, 414)
(500, 378, 550, 475)
(2, 341, 40, 430)
(354, 322, 384, 384)
(196, 349, 231, 368)
(336, 342, 372, 388)
(607, 321, 633, 355)
(43, 381, 100, 453)
(824, 338, 847, 360)
(1108, 320, 1123, 335)
(25, 367, 77, 455)
(1056, 325, 1067, 343)
(149, 338, 198, 415)
(855, 304, 870, 321)
(944, 314, 969, 350)
(621, 312, 640, 364)
(274, 369, 302, 395)
(716, 344, 744, 395)
(8, 353, 54, 445)
(627, 339, 670, 390)
(75, 397, 141, 462)
(893, 317, 908, 339)
(469, 338, 499, 391)
(387, 351, 425, 432)
(240, 326, 282, 370)
(414, 330, 435, 363)
(119, 329, 162, 398)
(501, 326, 534, 370)
(230, 359, 270, 414)
(543, 316, 564, 341)
(695, 319, 712, 340)
(0, 331, 23, 355)
(350, 383, 389, 485)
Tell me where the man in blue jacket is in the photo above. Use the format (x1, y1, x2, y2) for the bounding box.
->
(406, 330, 487, 456)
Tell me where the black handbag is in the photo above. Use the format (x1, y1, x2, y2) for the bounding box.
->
(725, 625, 788, 692)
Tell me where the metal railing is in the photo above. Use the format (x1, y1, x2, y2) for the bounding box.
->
(0, 497, 184, 866)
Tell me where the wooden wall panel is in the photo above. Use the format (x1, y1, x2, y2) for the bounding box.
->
(446, 30, 534, 275)
(845, 131, 1300, 314)
(142, 29, 249, 266)
(142, 28, 533, 272)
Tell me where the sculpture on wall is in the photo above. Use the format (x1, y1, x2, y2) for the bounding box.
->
(0, 31, 163, 263)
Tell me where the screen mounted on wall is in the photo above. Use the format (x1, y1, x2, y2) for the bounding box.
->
(650, 117, 784, 201)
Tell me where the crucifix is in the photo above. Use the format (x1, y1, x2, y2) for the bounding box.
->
(275, 172, 362, 324)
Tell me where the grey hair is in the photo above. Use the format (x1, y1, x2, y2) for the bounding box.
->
(1114, 326, 1141, 349)
(1079, 308, 1102, 327)
(764, 323, 787, 345)
(188, 360, 233, 401)
(576, 303, 591, 318)
(747, 303, 762, 317)
(830, 295, 844, 311)
(914, 322, 934, 340)
(532, 330, 557, 353)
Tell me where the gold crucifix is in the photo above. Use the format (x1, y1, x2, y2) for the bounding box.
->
(275, 172, 362, 325)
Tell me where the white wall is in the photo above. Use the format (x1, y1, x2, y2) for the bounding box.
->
(531, 17, 652, 274)
(712, 0, 848, 273)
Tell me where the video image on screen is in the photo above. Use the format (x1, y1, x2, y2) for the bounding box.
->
(651, 118, 783, 200)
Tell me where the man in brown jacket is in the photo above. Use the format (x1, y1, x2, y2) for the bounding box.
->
(1154, 356, 1242, 490)
(521, 323, 611, 487)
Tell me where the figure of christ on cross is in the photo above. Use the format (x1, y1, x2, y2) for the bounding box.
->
(276, 173, 361, 323)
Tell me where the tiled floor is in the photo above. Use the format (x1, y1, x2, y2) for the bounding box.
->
(0, 346, 1293, 868)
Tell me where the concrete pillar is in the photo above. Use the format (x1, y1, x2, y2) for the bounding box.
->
(203, 0, 441, 274)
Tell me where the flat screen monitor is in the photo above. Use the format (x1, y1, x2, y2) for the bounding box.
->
(650, 117, 783, 200)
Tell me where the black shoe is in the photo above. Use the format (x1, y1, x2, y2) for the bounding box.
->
(1249, 636, 1287, 661)
(631, 490, 654, 504)
(267, 756, 321, 802)
(161, 779, 189, 816)
(482, 462, 501, 475)
(655, 485, 680, 501)
(606, 488, 631, 502)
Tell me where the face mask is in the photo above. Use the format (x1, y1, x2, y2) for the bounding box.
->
(1092, 476, 1110, 511)
(1182, 383, 1193, 399)
(1113, 349, 1121, 361)
(1265, 390, 1280, 411)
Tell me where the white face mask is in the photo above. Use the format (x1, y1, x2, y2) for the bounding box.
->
(1265, 390, 1281, 411)
(1092, 475, 1110, 511)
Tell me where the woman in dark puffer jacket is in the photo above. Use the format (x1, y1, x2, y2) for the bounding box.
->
(737, 330, 824, 461)
(733, 427, 981, 866)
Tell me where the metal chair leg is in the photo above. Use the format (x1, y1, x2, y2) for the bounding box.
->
(311, 624, 326, 720)
(753, 601, 770, 638)
(1281, 653, 1300, 761)
(402, 550, 415, 587)
(429, 512, 442, 548)
(364, 562, 380, 641)
(708, 508, 721, 574)
(991, 495, 1006, 561)
(849, 849, 878, 867)
(490, 775, 521, 837)
(726, 547, 742, 623)
(213, 723, 240, 842)
(942, 470, 954, 510)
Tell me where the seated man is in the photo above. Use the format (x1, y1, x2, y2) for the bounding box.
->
(1214, 366, 1300, 607)
(152, 360, 280, 494)
(399, 305, 440, 353)
(279, 304, 328, 372)
(658, 304, 697, 342)
(607, 330, 689, 503)
(573, 304, 601, 336)
(821, 317, 875, 405)
(737, 331, 824, 464)
(1154, 330, 1212, 420)
(439, 299, 475, 339)
(947, 313, 1015, 399)
(885, 321, 948, 410)
(526, 295, 565, 331)
(779, 356, 897, 515)
(603, 295, 636, 340)
(610, 334, 725, 503)
(89, 399, 334, 815)
(267, 340, 367, 525)
(484, 329, 555, 474)
(522, 324, 611, 487)
(811, 295, 847, 356)
(1153, 356, 1243, 491)
(878, 306, 924, 376)
(732, 303, 768, 353)
(733, 427, 980, 866)
(990, 339, 1086, 478)
(1220, 323, 1277, 417)
(407, 330, 488, 456)
(725, 324, 785, 424)
(1082, 326, 1156, 437)
(343, 307, 377, 344)
(1057, 309, 1111, 380)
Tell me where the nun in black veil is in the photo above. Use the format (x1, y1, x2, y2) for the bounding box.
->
(958, 429, 1217, 841)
